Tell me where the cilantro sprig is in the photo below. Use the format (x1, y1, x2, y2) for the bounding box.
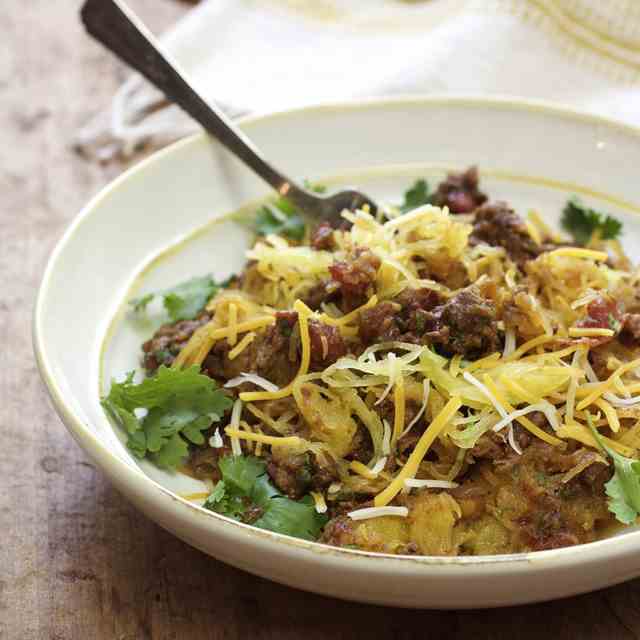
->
(561, 197, 622, 246)
(204, 455, 327, 540)
(587, 413, 640, 525)
(253, 181, 325, 241)
(130, 274, 224, 323)
(399, 179, 431, 213)
(102, 365, 233, 468)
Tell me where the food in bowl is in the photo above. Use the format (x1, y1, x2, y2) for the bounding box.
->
(102, 167, 640, 556)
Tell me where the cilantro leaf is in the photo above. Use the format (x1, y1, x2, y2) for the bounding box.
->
(101, 365, 233, 469)
(561, 197, 623, 246)
(587, 413, 640, 525)
(252, 182, 325, 241)
(130, 274, 223, 323)
(253, 494, 326, 540)
(131, 293, 153, 313)
(400, 179, 431, 213)
(204, 455, 328, 540)
(254, 200, 305, 241)
(303, 179, 327, 194)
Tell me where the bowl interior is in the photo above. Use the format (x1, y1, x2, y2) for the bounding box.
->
(37, 97, 640, 551)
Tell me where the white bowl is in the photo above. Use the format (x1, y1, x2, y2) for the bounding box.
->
(34, 96, 640, 608)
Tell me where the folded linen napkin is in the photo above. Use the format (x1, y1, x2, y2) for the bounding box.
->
(77, 0, 640, 160)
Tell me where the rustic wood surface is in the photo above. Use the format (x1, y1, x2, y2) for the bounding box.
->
(3, 1, 640, 638)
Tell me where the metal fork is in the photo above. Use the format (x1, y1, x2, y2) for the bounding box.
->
(80, 0, 378, 225)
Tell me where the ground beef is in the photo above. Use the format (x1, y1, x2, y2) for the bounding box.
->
(267, 450, 339, 499)
(359, 286, 498, 358)
(267, 452, 312, 499)
(359, 301, 402, 344)
(187, 444, 231, 482)
(345, 424, 374, 464)
(621, 313, 640, 345)
(202, 339, 258, 381)
(328, 248, 381, 311)
(253, 312, 300, 386)
(310, 222, 335, 251)
(434, 288, 500, 357)
(431, 166, 487, 214)
(358, 288, 444, 345)
(141, 311, 212, 372)
(470, 202, 543, 266)
(308, 319, 347, 369)
(578, 295, 622, 331)
(301, 279, 340, 311)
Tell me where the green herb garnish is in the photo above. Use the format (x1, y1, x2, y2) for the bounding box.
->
(130, 274, 222, 322)
(102, 365, 232, 468)
(400, 179, 431, 213)
(253, 181, 325, 241)
(561, 197, 622, 246)
(587, 413, 640, 525)
(204, 455, 328, 540)
(254, 199, 306, 241)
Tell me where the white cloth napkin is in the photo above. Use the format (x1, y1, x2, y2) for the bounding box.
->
(77, 0, 640, 160)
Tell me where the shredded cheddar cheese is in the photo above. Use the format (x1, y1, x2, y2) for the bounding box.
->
(374, 396, 462, 507)
(228, 331, 256, 360)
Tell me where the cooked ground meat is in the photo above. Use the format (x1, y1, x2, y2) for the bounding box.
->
(621, 313, 640, 345)
(141, 311, 211, 372)
(434, 288, 500, 357)
(267, 451, 312, 499)
(267, 449, 339, 499)
(187, 443, 232, 482)
(358, 286, 498, 358)
(328, 248, 381, 311)
(431, 166, 487, 214)
(300, 279, 339, 311)
(308, 319, 347, 369)
(359, 301, 402, 344)
(470, 202, 559, 266)
(310, 222, 335, 251)
(578, 295, 622, 331)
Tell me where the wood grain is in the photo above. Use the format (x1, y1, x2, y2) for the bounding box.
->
(2, 1, 640, 638)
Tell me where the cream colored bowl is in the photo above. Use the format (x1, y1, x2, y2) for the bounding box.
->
(34, 97, 640, 608)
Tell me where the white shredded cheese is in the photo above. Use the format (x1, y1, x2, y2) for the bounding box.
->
(209, 428, 223, 448)
(225, 372, 279, 392)
(582, 358, 640, 407)
(382, 419, 391, 456)
(462, 371, 508, 419)
(348, 506, 409, 521)
(403, 479, 459, 489)
(370, 456, 388, 476)
(229, 399, 243, 456)
(375, 353, 398, 406)
(492, 402, 549, 433)
(507, 424, 523, 455)
(502, 328, 516, 358)
(401, 379, 430, 438)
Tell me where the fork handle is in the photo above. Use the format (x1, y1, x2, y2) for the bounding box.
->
(80, 0, 318, 210)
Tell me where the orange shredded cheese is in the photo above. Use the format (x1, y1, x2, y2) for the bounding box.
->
(374, 396, 462, 507)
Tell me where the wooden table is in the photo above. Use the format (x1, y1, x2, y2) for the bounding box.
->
(3, 1, 640, 637)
